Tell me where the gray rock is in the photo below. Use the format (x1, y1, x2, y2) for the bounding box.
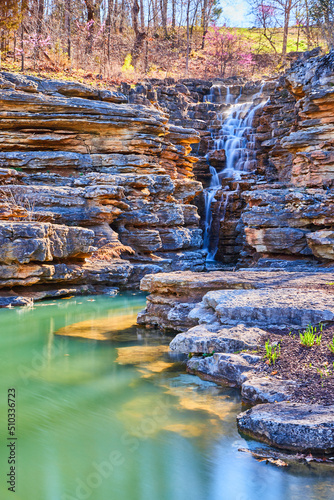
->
(307, 230, 334, 260)
(191, 288, 334, 328)
(187, 352, 260, 386)
(241, 377, 298, 403)
(0, 222, 94, 264)
(170, 324, 266, 353)
(237, 402, 334, 453)
(99, 89, 127, 103)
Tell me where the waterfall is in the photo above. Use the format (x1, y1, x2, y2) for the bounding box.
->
(202, 84, 267, 261)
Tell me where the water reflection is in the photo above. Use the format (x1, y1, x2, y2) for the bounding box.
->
(0, 293, 333, 500)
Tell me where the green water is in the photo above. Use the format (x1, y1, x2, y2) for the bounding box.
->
(0, 293, 333, 500)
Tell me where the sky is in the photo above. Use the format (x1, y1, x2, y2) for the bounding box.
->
(222, 0, 252, 28)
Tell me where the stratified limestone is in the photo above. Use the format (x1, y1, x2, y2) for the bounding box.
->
(306, 230, 334, 260)
(0, 221, 94, 264)
(237, 402, 334, 453)
(0, 72, 204, 295)
(241, 50, 334, 264)
(138, 269, 334, 331)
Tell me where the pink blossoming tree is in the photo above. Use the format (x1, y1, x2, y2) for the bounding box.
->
(205, 25, 253, 77)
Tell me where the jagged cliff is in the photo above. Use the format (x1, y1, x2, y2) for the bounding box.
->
(0, 72, 204, 304)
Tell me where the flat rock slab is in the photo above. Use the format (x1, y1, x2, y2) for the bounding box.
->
(140, 270, 334, 297)
(170, 324, 267, 353)
(187, 352, 260, 386)
(237, 402, 334, 453)
(241, 376, 298, 404)
(191, 288, 334, 328)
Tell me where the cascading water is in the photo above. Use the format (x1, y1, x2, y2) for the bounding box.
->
(202, 84, 268, 261)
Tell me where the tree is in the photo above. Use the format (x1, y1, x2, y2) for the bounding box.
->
(0, 0, 21, 68)
(310, 0, 334, 49)
(249, 0, 300, 63)
(251, 2, 280, 54)
(205, 25, 253, 77)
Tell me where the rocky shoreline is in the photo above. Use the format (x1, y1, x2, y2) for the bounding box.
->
(137, 267, 334, 454)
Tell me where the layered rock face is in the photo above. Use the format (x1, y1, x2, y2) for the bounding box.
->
(127, 51, 334, 265)
(137, 269, 334, 331)
(241, 50, 334, 263)
(0, 72, 204, 301)
(125, 78, 276, 264)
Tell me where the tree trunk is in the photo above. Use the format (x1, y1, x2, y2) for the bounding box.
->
(282, 0, 292, 64)
(201, 0, 207, 49)
(84, 0, 95, 51)
(20, 22, 24, 71)
(119, 0, 125, 33)
(37, 0, 44, 35)
(65, 0, 71, 59)
(140, 0, 145, 29)
(304, 0, 311, 49)
(131, 0, 146, 68)
(185, 0, 190, 76)
(106, 0, 113, 61)
(160, 0, 168, 37)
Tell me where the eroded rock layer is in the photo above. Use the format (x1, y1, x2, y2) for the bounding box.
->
(127, 50, 334, 265)
(0, 72, 204, 303)
(241, 49, 334, 264)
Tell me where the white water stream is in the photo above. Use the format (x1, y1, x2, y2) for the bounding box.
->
(202, 84, 267, 261)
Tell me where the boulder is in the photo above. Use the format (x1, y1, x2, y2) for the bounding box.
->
(0, 222, 94, 264)
(170, 324, 267, 353)
(187, 352, 260, 386)
(307, 230, 334, 260)
(241, 377, 298, 403)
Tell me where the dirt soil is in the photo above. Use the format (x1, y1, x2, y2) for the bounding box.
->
(258, 324, 334, 405)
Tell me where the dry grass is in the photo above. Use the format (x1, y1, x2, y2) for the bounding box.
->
(88, 237, 135, 262)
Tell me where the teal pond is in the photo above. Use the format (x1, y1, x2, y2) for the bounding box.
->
(0, 293, 333, 500)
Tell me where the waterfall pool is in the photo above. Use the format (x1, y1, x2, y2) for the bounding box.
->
(0, 293, 333, 500)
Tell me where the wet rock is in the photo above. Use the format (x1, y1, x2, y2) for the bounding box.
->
(237, 402, 334, 453)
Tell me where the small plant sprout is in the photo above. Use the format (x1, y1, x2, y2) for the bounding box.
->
(264, 340, 281, 366)
(328, 336, 334, 354)
(299, 324, 322, 347)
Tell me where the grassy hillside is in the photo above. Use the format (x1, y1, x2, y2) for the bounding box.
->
(0, 25, 325, 86)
